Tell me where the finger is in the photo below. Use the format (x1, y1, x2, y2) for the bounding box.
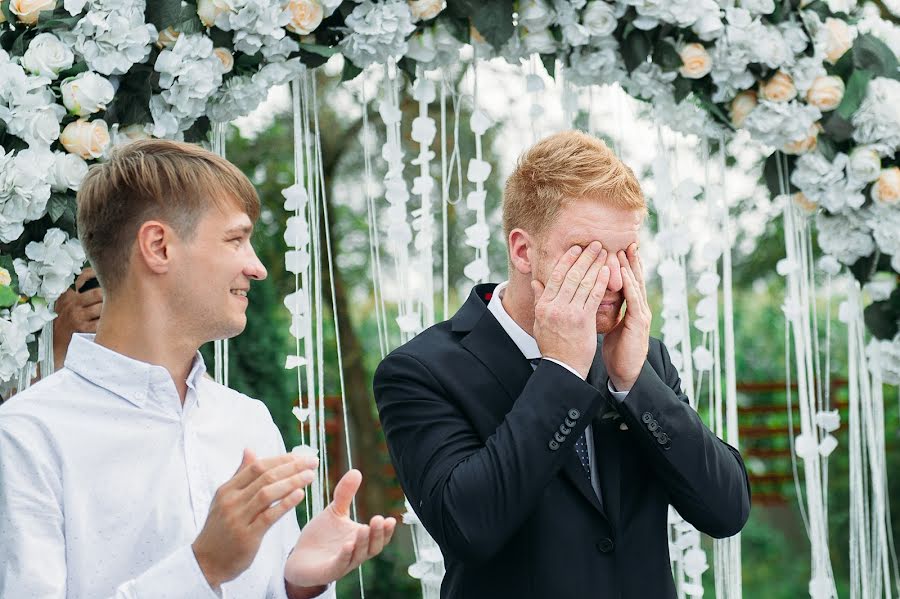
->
(247, 469, 316, 522)
(74, 268, 94, 288)
(626, 244, 648, 306)
(584, 264, 611, 314)
(557, 241, 603, 303)
(530, 279, 544, 310)
(541, 245, 583, 301)
(620, 264, 646, 320)
(250, 486, 306, 534)
(79, 288, 104, 307)
(231, 452, 314, 490)
(240, 456, 318, 502)
(82, 302, 102, 322)
(346, 525, 371, 570)
(572, 249, 607, 306)
(383, 517, 397, 546)
(366, 516, 386, 557)
(330, 469, 362, 518)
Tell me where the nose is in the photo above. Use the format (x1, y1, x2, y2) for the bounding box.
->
(245, 246, 268, 281)
(605, 250, 623, 292)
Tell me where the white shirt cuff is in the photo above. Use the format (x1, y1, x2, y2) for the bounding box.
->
(607, 380, 629, 402)
(115, 545, 221, 599)
(540, 357, 585, 380)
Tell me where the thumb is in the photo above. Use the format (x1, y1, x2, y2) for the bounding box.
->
(236, 447, 255, 473)
(330, 469, 362, 518)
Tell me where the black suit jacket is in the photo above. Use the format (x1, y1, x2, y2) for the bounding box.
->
(374, 284, 751, 598)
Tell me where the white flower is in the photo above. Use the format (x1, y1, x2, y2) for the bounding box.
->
(806, 75, 844, 111)
(0, 147, 55, 242)
(0, 303, 54, 382)
(197, 0, 235, 27)
(867, 337, 900, 386)
(679, 43, 712, 79)
(519, 0, 555, 31)
(789, 56, 827, 95)
(741, 0, 774, 14)
(566, 38, 626, 87)
(208, 59, 305, 123)
(0, 268, 10, 287)
(51, 151, 88, 192)
(61, 5, 157, 75)
(730, 90, 757, 127)
(61, 71, 114, 116)
(871, 167, 900, 206)
(857, 11, 900, 58)
(339, 0, 416, 68)
(582, 1, 617, 37)
(817, 17, 853, 64)
(60, 118, 110, 160)
(22, 33, 74, 78)
(742, 100, 821, 150)
(851, 78, 900, 153)
(562, 22, 591, 47)
(848, 146, 881, 183)
(624, 62, 677, 101)
(815, 211, 874, 264)
(692, 11, 724, 41)
(213, 47, 234, 73)
(791, 151, 865, 213)
(523, 28, 557, 55)
(782, 123, 819, 155)
(286, 0, 324, 34)
(408, 0, 443, 22)
(13, 228, 85, 301)
(213, 0, 298, 60)
(10, 0, 56, 25)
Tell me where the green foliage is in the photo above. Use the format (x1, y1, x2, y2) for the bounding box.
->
(447, 0, 514, 50)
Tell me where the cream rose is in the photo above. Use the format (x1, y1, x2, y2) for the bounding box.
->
(582, 1, 617, 37)
(760, 70, 797, 102)
(806, 75, 845, 111)
(60, 119, 110, 160)
(731, 90, 758, 127)
(156, 27, 181, 49)
(22, 32, 74, 78)
(793, 192, 818, 214)
(820, 17, 852, 64)
(285, 0, 324, 34)
(0, 267, 11, 287)
(213, 47, 234, 73)
(10, 0, 56, 25)
(197, 0, 234, 28)
(679, 43, 712, 79)
(783, 123, 820, 155)
(61, 71, 115, 116)
(848, 146, 881, 183)
(408, 0, 443, 22)
(872, 167, 900, 205)
(51, 151, 89, 192)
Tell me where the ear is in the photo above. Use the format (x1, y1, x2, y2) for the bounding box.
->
(135, 220, 174, 275)
(508, 228, 536, 276)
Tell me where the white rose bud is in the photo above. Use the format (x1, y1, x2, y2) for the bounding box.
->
(0, 267, 11, 287)
(806, 75, 845, 111)
(51, 151, 88, 192)
(408, 0, 443, 22)
(213, 47, 234, 73)
(679, 43, 712, 79)
(731, 90, 758, 127)
(286, 0, 324, 34)
(10, 0, 56, 25)
(848, 146, 881, 183)
(156, 27, 181, 49)
(61, 71, 115, 116)
(820, 17, 852, 64)
(60, 119, 110, 160)
(871, 167, 900, 205)
(582, 1, 617, 37)
(523, 29, 557, 55)
(519, 0, 554, 31)
(24, 105, 63, 146)
(197, 0, 234, 28)
(22, 32, 74, 78)
(760, 70, 797, 102)
(783, 123, 820, 155)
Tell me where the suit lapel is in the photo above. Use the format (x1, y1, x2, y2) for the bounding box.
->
(588, 339, 622, 528)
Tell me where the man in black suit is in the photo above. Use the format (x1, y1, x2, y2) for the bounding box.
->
(374, 130, 751, 598)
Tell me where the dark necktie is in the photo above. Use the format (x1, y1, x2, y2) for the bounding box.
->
(530, 358, 591, 480)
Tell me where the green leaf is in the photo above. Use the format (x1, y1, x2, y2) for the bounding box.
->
(672, 76, 692, 104)
(10, 29, 30, 56)
(36, 14, 81, 30)
(297, 43, 338, 58)
(817, 136, 837, 161)
(652, 40, 681, 72)
(763, 153, 796, 197)
(836, 68, 871, 120)
(540, 52, 556, 79)
(821, 110, 854, 142)
(828, 48, 854, 80)
(852, 34, 900, 80)
(145, 0, 183, 31)
(183, 115, 211, 143)
(0, 2, 14, 26)
(0, 285, 17, 309)
(341, 58, 363, 82)
(621, 30, 651, 73)
(447, 0, 514, 50)
(46, 194, 70, 223)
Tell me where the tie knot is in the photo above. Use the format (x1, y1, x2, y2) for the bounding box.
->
(529, 358, 541, 367)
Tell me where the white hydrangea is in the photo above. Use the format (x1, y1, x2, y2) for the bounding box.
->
(150, 33, 226, 138)
(741, 100, 821, 150)
(618, 0, 721, 30)
(62, 3, 157, 75)
(623, 62, 677, 101)
(405, 21, 463, 69)
(851, 77, 900, 153)
(13, 228, 85, 302)
(791, 151, 865, 214)
(207, 59, 305, 123)
(857, 12, 900, 58)
(652, 91, 729, 139)
(212, 0, 299, 60)
(0, 147, 55, 243)
(709, 38, 755, 102)
(866, 203, 900, 264)
(339, 0, 416, 69)
(566, 38, 627, 87)
(815, 211, 875, 265)
(0, 53, 64, 148)
(867, 336, 900, 386)
(0, 302, 55, 383)
(789, 55, 827, 95)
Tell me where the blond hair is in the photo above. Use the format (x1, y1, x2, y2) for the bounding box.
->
(77, 139, 260, 293)
(502, 130, 646, 241)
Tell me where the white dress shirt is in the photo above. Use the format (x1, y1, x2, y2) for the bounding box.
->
(0, 333, 332, 599)
(487, 281, 628, 500)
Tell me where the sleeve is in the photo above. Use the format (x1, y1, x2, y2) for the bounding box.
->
(374, 352, 605, 564)
(0, 416, 221, 599)
(614, 339, 752, 538)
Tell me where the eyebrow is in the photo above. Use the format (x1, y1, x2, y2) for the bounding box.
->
(225, 225, 253, 236)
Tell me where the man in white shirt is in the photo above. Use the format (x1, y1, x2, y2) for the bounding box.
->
(0, 139, 396, 598)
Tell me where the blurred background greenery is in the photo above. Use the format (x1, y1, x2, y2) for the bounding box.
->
(202, 70, 900, 598)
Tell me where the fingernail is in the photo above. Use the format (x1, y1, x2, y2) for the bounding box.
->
(570, 246, 582, 255)
(589, 241, 601, 253)
(601, 265, 609, 274)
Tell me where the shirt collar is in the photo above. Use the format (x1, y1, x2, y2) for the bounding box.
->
(64, 334, 208, 409)
(486, 281, 541, 361)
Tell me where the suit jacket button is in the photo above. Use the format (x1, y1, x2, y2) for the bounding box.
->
(568, 408, 581, 420)
(648, 420, 659, 432)
(657, 433, 669, 444)
(641, 412, 653, 424)
(549, 439, 560, 451)
(565, 417, 576, 428)
(560, 424, 571, 435)
(596, 537, 615, 553)
(554, 431, 566, 443)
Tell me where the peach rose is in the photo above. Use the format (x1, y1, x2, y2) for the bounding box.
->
(821, 18, 852, 64)
(60, 119, 110, 160)
(408, 0, 444, 22)
(806, 75, 845, 111)
(285, 0, 323, 35)
(783, 123, 820, 155)
(872, 167, 900, 205)
(213, 47, 234, 73)
(10, 0, 56, 25)
(197, 0, 234, 28)
(793, 192, 818, 214)
(731, 90, 758, 128)
(156, 27, 181, 49)
(760, 70, 797, 102)
(679, 43, 712, 79)
(0, 267, 11, 287)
